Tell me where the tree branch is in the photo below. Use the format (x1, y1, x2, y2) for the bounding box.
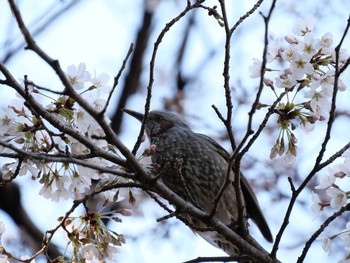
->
(297, 203, 350, 263)
(271, 16, 350, 257)
(131, 0, 205, 155)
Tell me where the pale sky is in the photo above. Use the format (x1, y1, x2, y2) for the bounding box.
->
(0, 1, 349, 262)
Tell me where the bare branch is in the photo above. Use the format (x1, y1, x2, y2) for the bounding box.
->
(236, 0, 278, 160)
(230, 0, 265, 35)
(101, 43, 134, 116)
(131, 0, 205, 155)
(271, 17, 350, 257)
(0, 63, 128, 168)
(183, 255, 245, 263)
(297, 203, 350, 263)
(0, 141, 135, 180)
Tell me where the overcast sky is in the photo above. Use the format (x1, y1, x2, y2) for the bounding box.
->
(1, 1, 349, 262)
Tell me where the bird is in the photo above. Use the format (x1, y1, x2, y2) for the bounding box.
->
(122, 109, 273, 260)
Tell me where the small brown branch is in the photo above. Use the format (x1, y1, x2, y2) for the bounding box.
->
(229, 0, 265, 35)
(209, 157, 233, 219)
(338, 57, 350, 75)
(25, 79, 64, 95)
(317, 142, 350, 171)
(131, 0, 205, 156)
(0, 65, 129, 169)
(287, 177, 296, 193)
(272, 17, 350, 257)
(0, 140, 134, 179)
(147, 190, 174, 215)
(217, 0, 236, 150)
(111, 5, 154, 134)
(297, 203, 350, 263)
(183, 256, 241, 263)
(215, 0, 276, 240)
(156, 212, 177, 222)
(101, 43, 134, 116)
(239, 90, 288, 159)
(236, 0, 277, 161)
(42, 199, 84, 259)
(2, 0, 83, 64)
(212, 104, 226, 123)
(151, 162, 171, 181)
(217, 0, 248, 238)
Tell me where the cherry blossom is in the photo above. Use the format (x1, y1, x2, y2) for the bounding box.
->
(249, 18, 348, 164)
(82, 244, 102, 262)
(318, 233, 332, 253)
(248, 58, 263, 78)
(267, 39, 282, 61)
(315, 169, 337, 189)
(311, 192, 324, 216)
(74, 105, 95, 134)
(327, 188, 347, 208)
(91, 72, 111, 94)
(293, 18, 314, 36)
(297, 33, 321, 58)
(0, 106, 16, 137)
(290, 54, 314, 80)
(281, 45, 299, 61)
(66, 62, 91, 90)
(340, 223, 350, 249)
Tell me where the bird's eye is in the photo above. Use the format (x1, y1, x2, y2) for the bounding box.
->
(154, 115, 163, 121)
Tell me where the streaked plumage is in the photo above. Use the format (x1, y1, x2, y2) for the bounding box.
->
(123, 109, 272, 259)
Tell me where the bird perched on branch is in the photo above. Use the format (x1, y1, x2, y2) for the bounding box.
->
(123, 109, 273, 260)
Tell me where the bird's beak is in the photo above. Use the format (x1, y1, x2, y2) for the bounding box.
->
(122, 108, 144, 122)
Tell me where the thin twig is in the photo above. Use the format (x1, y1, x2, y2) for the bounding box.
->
(183, 256, 241, 263)
(131, 0, 205, 155)
(271, 16, 350, 257)
(156, 212, 177, 222)
(235, 0, 277, 160)
(297, 203, 350, 263)
(230, 0, 265, 35)
(0, 65, 127, 168)
(317, 142, 350, 170)
(2, 0, 83, 64)
(101, 43, 134, 116)
(217, 0, 248, 238)
(0, 141, 133, 179)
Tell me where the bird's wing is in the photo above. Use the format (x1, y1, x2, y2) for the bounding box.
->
(195, 133, 273, 242)
(240, 173, 273, 242)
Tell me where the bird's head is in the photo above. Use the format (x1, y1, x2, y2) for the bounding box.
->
(122, 109, 189, 137)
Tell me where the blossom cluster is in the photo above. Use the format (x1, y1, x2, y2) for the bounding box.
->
(312, 150, 350, 261)
(249, 19, 348, 165)
(0, 63, 127, 261)
(62, 200, 131, 262)
(0, 63, 122, 201)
